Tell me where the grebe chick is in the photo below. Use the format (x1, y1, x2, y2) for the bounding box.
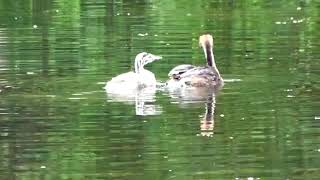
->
(167, 34, 223, 88)
(105, 52, 162, 93)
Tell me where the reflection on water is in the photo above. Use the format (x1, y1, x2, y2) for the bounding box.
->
(106, 86, 162, 116)
(0, 0, 319, 179)
(199, 96, 215, 137)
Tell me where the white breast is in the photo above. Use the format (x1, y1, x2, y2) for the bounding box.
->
(104, 70, 156, 94)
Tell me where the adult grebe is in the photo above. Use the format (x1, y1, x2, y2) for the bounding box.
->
(104, 52, 162, 93)
(167, 34, 223, 88)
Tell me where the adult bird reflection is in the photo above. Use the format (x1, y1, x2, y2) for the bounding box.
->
(199, 96, 216, 137)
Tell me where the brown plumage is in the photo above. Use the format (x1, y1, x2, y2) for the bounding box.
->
(167, 34, 223, 88)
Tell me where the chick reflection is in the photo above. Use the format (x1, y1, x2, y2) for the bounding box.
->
(199, 96, 215, 137)
(106, 87, 162, 116)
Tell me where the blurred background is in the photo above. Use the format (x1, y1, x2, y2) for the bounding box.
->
(0, 0, 319, 179)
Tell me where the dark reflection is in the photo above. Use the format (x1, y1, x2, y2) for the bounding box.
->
(200, 95, 215, 137)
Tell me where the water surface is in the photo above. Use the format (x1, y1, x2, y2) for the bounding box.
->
(0, 0, 319, 179)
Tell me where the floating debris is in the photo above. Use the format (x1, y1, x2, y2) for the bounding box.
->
(127, 13, 131, 16)
(297, 7, 302, 11)
(55, 9, 59, 13)
(27, 72, 35, 75)
(40, 165, 46, 169)
(315, 116, 320, 120)
(33, 25, 38, 29)
(286, 95, 295, 98)
(220, 114, 225, 117)
(229, 136, 234, 140)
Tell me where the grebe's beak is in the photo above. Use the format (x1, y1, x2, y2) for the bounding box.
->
(153, 55, 162, 61)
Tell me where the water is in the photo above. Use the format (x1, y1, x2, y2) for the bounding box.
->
(0, 0, 319, 179)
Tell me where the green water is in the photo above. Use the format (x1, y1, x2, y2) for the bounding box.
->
(0, 0, 319, 179)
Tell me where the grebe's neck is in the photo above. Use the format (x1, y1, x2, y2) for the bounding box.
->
(134, 59, 145, 74)
(203, 42, 221, 79)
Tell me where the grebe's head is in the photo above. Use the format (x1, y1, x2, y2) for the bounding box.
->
(199, 34, 214, 48)
(134, 52, 162, 73)
(136, 52, 162, 66)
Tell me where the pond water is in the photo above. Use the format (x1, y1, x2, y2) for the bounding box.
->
(0, 0, 319, 179)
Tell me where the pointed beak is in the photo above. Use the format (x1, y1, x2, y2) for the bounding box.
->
(154, 55, 162, 61)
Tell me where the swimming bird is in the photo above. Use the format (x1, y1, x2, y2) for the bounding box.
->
(104, 52, 162, 93)
(167, 34, 223, 88)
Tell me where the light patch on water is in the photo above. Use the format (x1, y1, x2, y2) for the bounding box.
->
(275, 21, 287, 25)
(33, 24, 38, 29)
(68, 97, 87, 100)
(138, 33, 148, 37)
(315, 116, 320, 120)
(27, 72, 35, 75)
(224, 79, 242, 82)
(72, 93, 83, 96)
(97, 82, 106, 85)
(287, 95, 295, 98)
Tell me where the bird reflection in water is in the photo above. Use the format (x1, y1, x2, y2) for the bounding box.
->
(199, 95, 215, 137)
(106, 87, 162, 116)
